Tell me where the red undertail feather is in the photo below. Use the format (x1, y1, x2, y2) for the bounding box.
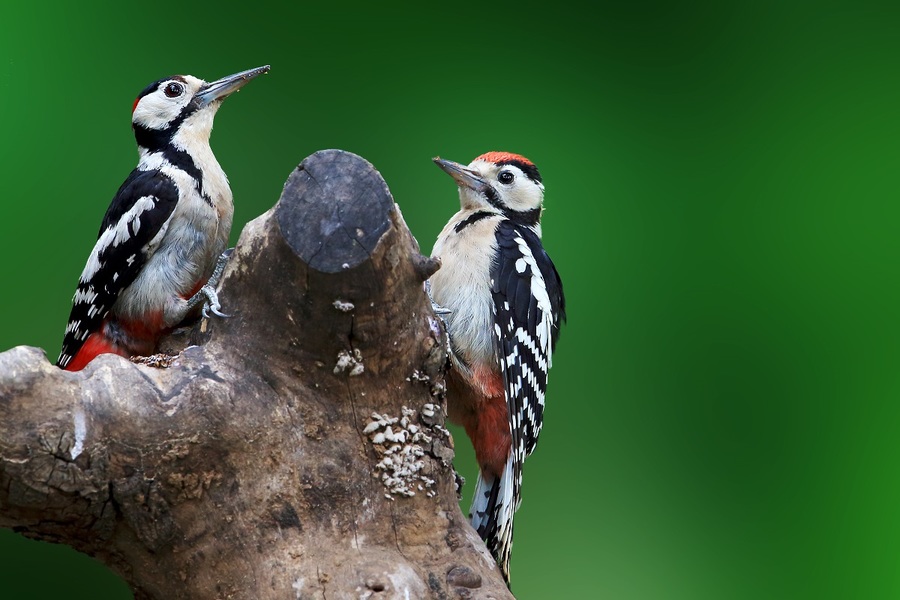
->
(64, 311, 166, 372)
(64, 331, 128, 372)
(462, 368, 511, 479)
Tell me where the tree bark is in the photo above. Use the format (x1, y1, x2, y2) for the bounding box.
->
(0, 150, 514, 600)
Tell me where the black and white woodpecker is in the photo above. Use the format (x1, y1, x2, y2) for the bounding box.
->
(429, 152, 566, 583)
(57, 65, 270, 371)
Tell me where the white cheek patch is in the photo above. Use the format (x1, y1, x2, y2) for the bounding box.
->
(505, 181, 544, 213)
(133, 92, 188, 130)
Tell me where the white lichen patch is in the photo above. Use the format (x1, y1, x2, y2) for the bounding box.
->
(433, 424, 452, 439)
(429, 380, 446, 396)
(366, 407, 436, 498)
(407, 369, 430, 383)
(332, 299, 355, 312)
(292, 577, 305, 599)
(334, 348, 364, 376)
(130, 352, 179, 368)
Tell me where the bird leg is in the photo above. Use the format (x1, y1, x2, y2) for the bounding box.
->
(186, 248, 234, 319)
(425, 279, 452, 316)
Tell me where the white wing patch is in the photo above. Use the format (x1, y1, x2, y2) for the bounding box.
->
(73, 287, 97, 306)
(513, 234, 554, 368)
(80, 196, 157, 282)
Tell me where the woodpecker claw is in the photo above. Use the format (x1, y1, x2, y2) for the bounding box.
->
(186, 248, 234, 319)
(214, 248, 234, 271)
(200, 286, 230, 319)
(425, 279, 452, 315)
(431, 302, 452, 316)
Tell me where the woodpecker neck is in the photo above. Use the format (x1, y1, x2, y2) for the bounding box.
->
(136, 106, 224, 201)
(460, 187, 543, 228)
(482, 187, 543, 227)
(134, 101, 216, 152)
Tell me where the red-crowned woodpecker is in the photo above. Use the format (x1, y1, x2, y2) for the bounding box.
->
(56, 66, 270, 371)
(429, 152, 565, 583)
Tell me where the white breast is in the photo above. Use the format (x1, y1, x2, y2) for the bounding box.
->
(113, 151, 233, 324)
(430, 213, 500, 367)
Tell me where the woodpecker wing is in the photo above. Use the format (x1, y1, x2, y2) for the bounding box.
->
(57, 169, 179, 368)
(491, 221, 565, 460)
(475, 221, 564, 578)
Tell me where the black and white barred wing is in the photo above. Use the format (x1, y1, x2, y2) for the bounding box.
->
(477, 221, 564, 575)
(57, 170, 179, 367)
(492, 221, 565, 461)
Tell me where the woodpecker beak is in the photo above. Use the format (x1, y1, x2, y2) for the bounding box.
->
(433, 157, 488, 192)
(196, 65, 270, 106)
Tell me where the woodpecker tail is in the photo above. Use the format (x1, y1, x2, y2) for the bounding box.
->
(469, 452, 517, 584)
(58, 330, 125, 371)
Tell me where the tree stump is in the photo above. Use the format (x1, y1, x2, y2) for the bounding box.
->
(0, 150, 514, 600)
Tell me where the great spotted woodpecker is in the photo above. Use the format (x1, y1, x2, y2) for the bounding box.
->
(429, 152, 565, 582)
(56, 65, 269, 371)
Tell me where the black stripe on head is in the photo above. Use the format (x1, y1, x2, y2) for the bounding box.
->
(496, 158, 542, 184)
(134, 75, 184, 101)
(164, 147, 206, 199)
(131, 122, 208, 203)
(132, 76, 200, 152)
(130, 76, 208, 200)
(135, 78, 167, 103)
(133, 121, 175, 151)
(454, 210, 493, 233)
(505, 207, 542, 226)
(482, 186, 542, 226)
(132, 102, 201, 151)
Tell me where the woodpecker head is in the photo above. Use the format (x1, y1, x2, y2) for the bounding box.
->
(131, 65, 270, 153)
(434, 152, 545, 225)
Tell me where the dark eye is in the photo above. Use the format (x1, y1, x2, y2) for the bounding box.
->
(498, 171, 515, 185)
(163, 82, 183, 98)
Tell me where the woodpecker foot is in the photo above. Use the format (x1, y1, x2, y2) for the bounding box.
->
(425, 280, 452, 316)
(200, 287, 229, 319)
(187, 249, 233, 319)
(185, 281, 229, 319)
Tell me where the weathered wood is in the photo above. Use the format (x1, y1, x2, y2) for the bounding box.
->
(0, 150, 513, 600)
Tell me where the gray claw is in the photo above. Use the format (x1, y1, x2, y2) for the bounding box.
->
(431, 303, 452, 315)
(200, 286, 230, 319)
(425, 279, 452, 316)
(187, 248, 235, 319)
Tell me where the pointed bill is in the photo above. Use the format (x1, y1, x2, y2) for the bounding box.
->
(433, 157, 488, 192)
(196, 65, 270, 106)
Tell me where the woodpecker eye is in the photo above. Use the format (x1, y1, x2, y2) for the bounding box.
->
(163, 82, 184, 98)
(498, 171, 515, 185)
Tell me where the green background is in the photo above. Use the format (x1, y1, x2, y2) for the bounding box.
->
(1, 1, 898, 598)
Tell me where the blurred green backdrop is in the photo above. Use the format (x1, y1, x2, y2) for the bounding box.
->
(1, 1, 898, 598)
